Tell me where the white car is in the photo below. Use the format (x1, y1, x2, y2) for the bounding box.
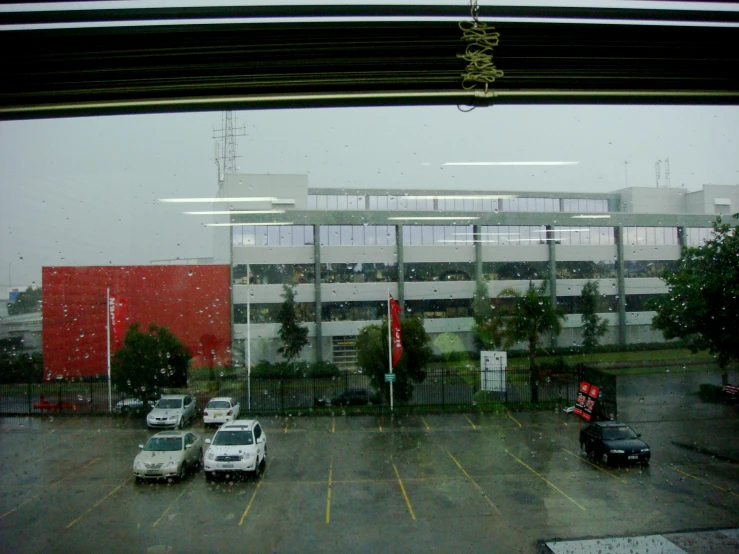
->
(203, 397, 240, 427)
(146, 394, 197, 429)
(204, 420, 266, 480)
(133, 431, 203, 482)
(115, 396, 157, 414)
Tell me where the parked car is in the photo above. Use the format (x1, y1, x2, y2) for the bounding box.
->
(133, 431, 203, 482)
(579, 421, 651, 467)
(315, 387, 381, 407)
(203, 397, 240, 427)
(204, 420, 266, 480)
(146, 394, 197, 429)
(114, 396, 157, 414)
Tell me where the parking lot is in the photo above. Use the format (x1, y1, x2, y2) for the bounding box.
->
(1, 408, 739, 554)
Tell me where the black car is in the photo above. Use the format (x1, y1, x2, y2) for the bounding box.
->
(314, 387, 380, 407)
(579, 421, 651, 467)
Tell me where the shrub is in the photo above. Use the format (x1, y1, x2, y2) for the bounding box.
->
(307, 361, 341, 378)
(698, 383, 722, 402)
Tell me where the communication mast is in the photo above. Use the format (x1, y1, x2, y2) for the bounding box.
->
(664, 157, 671, 187)
(655, 160, 661, 187)
(213, 111, 246, 184)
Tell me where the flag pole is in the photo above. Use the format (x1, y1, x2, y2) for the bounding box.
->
(247, 262, 251, 412)
(106, 287, 112, 413)
(388, 290, 393, 412)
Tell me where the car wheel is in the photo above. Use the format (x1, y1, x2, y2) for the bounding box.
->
(601, 452, 609, 466)
(197, 449, 203, 471)
(205, 471, 213, 482)
(121, 406, 130, 415)
(177, 417, 184, 429)
(178, 462, 187, 481)
(134, 476, 143, 484)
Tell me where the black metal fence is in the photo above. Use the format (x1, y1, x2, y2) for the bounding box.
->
(0, 367, 581, 415)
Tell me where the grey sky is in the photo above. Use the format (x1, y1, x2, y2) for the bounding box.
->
(1, 104, 738, 288)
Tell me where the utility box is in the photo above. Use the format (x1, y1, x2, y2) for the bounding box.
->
(481, 351, 507, 392)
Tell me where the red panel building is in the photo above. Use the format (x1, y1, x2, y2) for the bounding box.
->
(42, 265, 231, 380)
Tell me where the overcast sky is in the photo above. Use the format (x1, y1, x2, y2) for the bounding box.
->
(1, 104, 738, 290)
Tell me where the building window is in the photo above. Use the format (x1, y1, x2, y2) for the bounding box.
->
(553, 226, 615, 246)
(480, 226, 547, 246)
(405, 299, 472, 319)
(319, 225, 396, 246)
(322, 301, 386, 321)
(623, 227, 678, 246)
(556, 261, 617, 279)
(625, 294, 661, 312)
(482, 261, 548, 281)
(686, 227, 713, 246)
(557, 295, 618, 314)
(233, 264, 315, 285)
(623, 260, 678, 278)
(322, 262, 397, 283)
(405, 262, 475, 282)
(233, 225, 314, 247)
(235, 303, 315, 324)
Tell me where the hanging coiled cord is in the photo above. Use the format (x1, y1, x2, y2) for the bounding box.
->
(457, 20, 504, 93)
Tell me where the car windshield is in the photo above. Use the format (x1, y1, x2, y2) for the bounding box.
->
(144, 437, 182, 452)
(207, 401, 231, 409)
(212, 430, 254, 446)
(603, 427, 638, 441)
(155, 399, 182, 409)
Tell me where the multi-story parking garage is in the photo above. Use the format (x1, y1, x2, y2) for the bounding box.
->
(224, 174, 732, 368)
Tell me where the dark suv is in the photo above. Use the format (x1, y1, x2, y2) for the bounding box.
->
(315, 387, 380, 407)
(579, 421, 651, 467)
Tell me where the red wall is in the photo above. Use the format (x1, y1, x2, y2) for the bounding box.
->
(42, 265, 231, 380)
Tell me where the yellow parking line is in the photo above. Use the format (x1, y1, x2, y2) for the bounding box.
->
(506, 450, 586, 511)
(238, 479, 263, 526)
(331, 417, 335, 434)
(561, 448, 627, 484)
(325, 456, 333, 524)
(448, 452, 501, 515)
(506, 411, 523, 428)
(390, 457, 416, 520)
(66, 477, 130, 528)
(463, 415, 477, 430)
(49, 457, 101, 486)
(672, 466, 739, 497)
(0, 493, 41, 520)
(378, 423, 383, 432)
(421, 417, 430, 431)
(283, 419, 289, 433)
(152, 482, 192, 527)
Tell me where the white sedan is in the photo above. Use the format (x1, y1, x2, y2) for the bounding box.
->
(203, 397, 240, 427)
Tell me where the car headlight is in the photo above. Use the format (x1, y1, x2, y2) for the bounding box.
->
(206, 452, 215, 460)
(134, 460, 144, 469)
(641, 448, 650, 452)
(165, 460, 178, 468)
(243, 452, 255, 459)
(168, 415, 179, 421)
(609, 449, 625, 454)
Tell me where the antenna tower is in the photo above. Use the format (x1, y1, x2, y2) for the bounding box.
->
(213, 111, 247, 184)
(655, 160, 661, 187)
(664, 158, 671, 187)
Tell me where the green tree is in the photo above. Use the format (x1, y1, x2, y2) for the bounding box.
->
(649, 218, 739, 368)
(0, 351, 43, 383)
(277, 282, 309, 364)
(471, 281, 505, 351)
(499, 281, 565, 403)
(111, 323, 191, 402)
(580, 280, 608, 350)
(7, 286, 42, 315)
(356, 316, 432, 403)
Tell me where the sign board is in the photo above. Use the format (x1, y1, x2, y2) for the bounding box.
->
(384, 373, 396, 383)
(480, 351, 507, 392)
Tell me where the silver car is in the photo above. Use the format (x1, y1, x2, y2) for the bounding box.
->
(146, 394, 197, 429)
(133, 431, 203, 482)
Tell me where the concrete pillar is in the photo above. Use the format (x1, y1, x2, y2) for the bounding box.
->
(313, 224, 323, 362)
(547, 225, 558, 348)
(396, 224, 405, 315)
(474, 224, 483, 283)
(615, 225, 626, 346)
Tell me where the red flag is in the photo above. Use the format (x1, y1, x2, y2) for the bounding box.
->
(109, 296, 129, 351)
(390, 294, 402, 367)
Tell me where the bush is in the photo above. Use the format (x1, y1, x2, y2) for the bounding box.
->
(472, 390, 506, 409)
(251, 361, 299, 378)
(306, 361, 341, 378)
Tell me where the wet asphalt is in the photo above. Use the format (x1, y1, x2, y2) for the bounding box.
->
(1, 396, 738, 554)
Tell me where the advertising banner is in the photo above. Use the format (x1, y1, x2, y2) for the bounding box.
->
(109, 295, 129, 351)
(389, 294, 402, 367)
(582, 385, 600, 421)
(574, 381, 590, 417)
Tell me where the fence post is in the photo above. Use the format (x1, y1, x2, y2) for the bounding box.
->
(441, 368, 446, 409)
(280, 378, 284, 412)
(312, 375, 316, 409)
(89, 381, 94, 413)
(58, 382, 62, 414)
(27, 381, 32, 414)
